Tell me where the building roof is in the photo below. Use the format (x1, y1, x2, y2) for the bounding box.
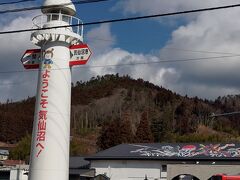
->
(69, 156, 90, 169)
(3, 160, 25, 166)
(86, 143, 240, 161)
(0, 150, 9, 156)
(69, 157, 94, 177)
(69, 168, 95, 177)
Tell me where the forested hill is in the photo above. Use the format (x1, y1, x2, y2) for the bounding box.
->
(1, 74, 240, 153)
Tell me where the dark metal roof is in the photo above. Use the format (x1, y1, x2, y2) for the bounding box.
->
(69, 168, 95, 177)
(69, 156, 90, 169)
(86, 143, 240, 161)
(0, 150, 9, 156)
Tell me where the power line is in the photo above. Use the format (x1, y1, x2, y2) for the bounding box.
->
(0, 0, 34, 6)
(1, 3, 240, 35)
(1, 54, 239, 87)
(0, 0, 110, 15)
(210, 111, 240, 117)
(81, 55, 240, 67)
(86, 37, 240, 56)
(0, 54, 239, 75)
(161, 47, 240, 56)
(0, 79, 36, 86)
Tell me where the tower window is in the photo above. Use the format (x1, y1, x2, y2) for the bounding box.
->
(52, 14, 59, 21)
(62, 15, 70, 23)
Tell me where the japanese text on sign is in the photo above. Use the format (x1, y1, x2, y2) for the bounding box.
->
(36, 69, 51, 157)
(69, 44, 92, 66)
(73, 49, 89, 56)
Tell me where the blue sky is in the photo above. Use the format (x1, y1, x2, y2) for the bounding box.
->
(75, 0, 178, 53)
(1, 0, 240, 101)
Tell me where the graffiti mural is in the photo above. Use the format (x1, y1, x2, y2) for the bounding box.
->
(130, 144, 240, 158)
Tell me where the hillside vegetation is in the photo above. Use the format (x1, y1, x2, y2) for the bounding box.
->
(1, 74, 240, 159)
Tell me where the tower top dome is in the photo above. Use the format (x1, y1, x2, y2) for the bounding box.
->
(42, 0, 76, 16)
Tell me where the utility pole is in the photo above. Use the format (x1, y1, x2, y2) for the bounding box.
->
(20, 0, 91, 180)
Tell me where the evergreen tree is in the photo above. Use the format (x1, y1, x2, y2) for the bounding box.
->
(120, 112, 134, 143)
(135, 111, 154, 143)
(151, 104, 173, 142)
(97, 113, 134, 150)
(9, 134, 31, 163)
(175, 100, 195, 135)
(96, 120, 122, 150)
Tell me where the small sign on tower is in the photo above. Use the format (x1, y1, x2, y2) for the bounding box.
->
(21, 44, 92, 69)
(69, 44, 92, 66)
(21, 49, 41, 69)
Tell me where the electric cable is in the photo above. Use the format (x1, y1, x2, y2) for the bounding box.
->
(0, 82, 29, 86)
(0, 54, 239, 75)
(210, 111, 240, 117)
(161, 47, 240, 56)
(0, 3, 240, 34)
(0, 79, 36, 86)
(1, 54, 240, 87)
(0, 0, 35, 6)
(0, 0, 110, 15)
(86, 37, 240, 56)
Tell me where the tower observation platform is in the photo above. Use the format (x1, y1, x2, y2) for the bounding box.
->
(31, 0, 83, 46)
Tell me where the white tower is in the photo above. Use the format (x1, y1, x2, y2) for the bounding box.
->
(27, 0, 83, 180)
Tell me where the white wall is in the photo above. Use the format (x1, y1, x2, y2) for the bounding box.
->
(0, 155, 8, 161)
(91, 160, 167, 180)
(10, 168, 28, 180)
(167, 164, 240, 180)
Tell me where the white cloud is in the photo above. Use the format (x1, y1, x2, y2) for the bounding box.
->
(114, 0, 240, 17)
(85, 24, 116, 55)
(113, 0, 240, 26)
(72, 24, 117, 82)
(73, 29, 177, 92)
(4, 1, 240, 102)
(0, 13, 39, 102)
(0, 13, 118, 102)
(74, 7, 240, 100)
(85, 48, 177, 91)
(170, 82, 240, 99)
(83, 24, 170, 83)
(158, 8, 240, 98)
(109, 0, 240, 99)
